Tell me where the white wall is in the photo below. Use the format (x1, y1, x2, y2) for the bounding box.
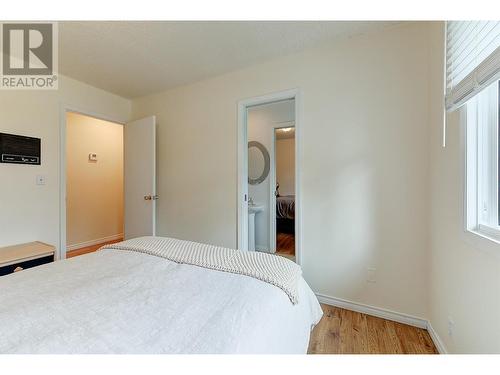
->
(66, 112, 124, 248)
(427, 23, 500, 353)
(0, 76, 131, 256)
(0, 21, 495, 352)
(132, 22, 431, 319)
(248, 100, 295, 251)
(276, 137, 295, 196)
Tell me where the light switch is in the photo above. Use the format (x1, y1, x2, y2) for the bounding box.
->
(366, 267, 376, 283)
(89, 153, 98, 161)
(36, 175, 46, 185)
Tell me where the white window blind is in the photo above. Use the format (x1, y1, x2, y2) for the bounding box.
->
(446, 21, 500, 112)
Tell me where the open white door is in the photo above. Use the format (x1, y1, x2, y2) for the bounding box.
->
(124, 116, 156, 239)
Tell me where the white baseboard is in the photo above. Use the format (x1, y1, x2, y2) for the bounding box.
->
(67, 233, 123, 252)
(316, 293, 428, 329)
(426, 322, 448, 354)
(316, 293, 449, 353)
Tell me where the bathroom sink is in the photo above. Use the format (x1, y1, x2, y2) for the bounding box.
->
(248, 203, 264, 251)
(248, 204, 264, 214)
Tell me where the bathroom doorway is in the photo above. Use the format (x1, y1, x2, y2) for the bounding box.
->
(237, 89, 300, 264)
(272, 125, 296, 261)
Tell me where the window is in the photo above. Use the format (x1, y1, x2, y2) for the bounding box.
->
(466, 80, 500, 241)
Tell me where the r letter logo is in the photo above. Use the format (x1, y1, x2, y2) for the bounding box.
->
(1, 22, 58, 90)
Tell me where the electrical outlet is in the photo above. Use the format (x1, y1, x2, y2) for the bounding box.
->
(367, 267, 376, 283)
(36, 175, 46, 185)
(448, 316, 455, 337)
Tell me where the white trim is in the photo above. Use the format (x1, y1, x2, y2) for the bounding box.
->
(59, 103, 126, 261)
(237, 88, 302, 266)
(66, 233, 124, 252)
(426, 322, 448, 354)
(269, 127, 277, 253)
(152, 118, 157, 237)
(476, 223, 500, 242)
(463, 82, 500, 245)
(237, 101, 248, 251)
(316, 293, 449, 354)
(255, 245, 268, 252)
(269, 120, 295, 254)
(462, 103, 474, 233)
(294, 90, 303, 266)
(316, 293, 428, 329)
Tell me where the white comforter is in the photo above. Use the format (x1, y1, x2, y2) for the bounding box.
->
(0, 248, 322, 354)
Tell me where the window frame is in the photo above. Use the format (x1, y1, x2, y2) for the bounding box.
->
(465, 81, 500, 243)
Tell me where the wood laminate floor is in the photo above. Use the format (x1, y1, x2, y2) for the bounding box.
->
(308, 304, 438, 354)
(67, 238, 123, 258)
(276, 232, 295, 256)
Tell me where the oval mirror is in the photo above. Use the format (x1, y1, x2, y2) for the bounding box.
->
(248, 141, 270, 185)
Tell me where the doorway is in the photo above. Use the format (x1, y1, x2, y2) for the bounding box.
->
(237, 89, 301, 264)
(65, 112, 124, 258)
(272, 125, 296, 261)
(59, 108, 157, 260)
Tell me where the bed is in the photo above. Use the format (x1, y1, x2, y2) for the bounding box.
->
(0, 236, 322, 354)
(276, 195, 295, 234)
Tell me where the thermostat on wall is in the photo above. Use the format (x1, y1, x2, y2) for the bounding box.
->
(88, 153, 98, 161)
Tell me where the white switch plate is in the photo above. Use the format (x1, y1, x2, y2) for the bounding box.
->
(448, 316, 455, 337)
(36, 175, 46, 185)
(367, 267, 376, 283)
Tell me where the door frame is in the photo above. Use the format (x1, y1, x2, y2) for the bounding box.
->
(269, 121, 296, 254)
(237, 88, 302, 265)
(58, 103, 125, 260)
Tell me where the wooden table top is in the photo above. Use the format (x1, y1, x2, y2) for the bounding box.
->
(0, 241, 55, 267)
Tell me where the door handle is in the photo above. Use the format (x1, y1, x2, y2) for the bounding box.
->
(144, 195, 159, 201)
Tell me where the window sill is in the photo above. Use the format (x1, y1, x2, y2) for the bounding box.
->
(468, 224, 500, 245)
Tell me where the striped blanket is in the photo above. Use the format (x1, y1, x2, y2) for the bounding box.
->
(101, 236, 302, 304)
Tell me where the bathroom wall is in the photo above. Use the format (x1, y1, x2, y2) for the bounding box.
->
(247, 100, 295, 251)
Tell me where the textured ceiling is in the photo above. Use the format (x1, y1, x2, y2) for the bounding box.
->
(59, 21, 394, 98)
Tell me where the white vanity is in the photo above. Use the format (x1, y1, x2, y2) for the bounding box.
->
(248, 203, 264, 251)
(247, 140, 270, 252)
